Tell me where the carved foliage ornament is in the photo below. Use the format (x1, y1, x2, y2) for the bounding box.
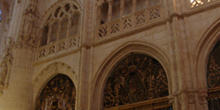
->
(36, 74, 76, 110)
(103, 53, 169, 108)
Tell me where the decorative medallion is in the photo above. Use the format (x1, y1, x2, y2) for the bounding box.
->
(103, 53, 169, 108)
(36, 74, 76, 110)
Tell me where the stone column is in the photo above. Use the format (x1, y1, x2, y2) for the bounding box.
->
(168, 0, 198, 109)
(120, 0, 124, 31)
(0, 0, 38, 109)
(47, 25, 52, 44)
(107, 0, 113, 22)
(120, 0, 124, 17)
(77, 0, 92, 110)
(132, 0, 137, 26)
(132, 0, 137, 13)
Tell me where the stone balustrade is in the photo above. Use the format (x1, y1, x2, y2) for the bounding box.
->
(37, 35, 79, 59)
(96, 4, 164, 42)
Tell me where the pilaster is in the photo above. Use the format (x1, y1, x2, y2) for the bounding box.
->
(77, 0, 92, 110)
(168, 0, 198, 109)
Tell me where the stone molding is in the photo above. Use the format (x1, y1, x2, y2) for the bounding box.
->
(0, 38, 13, 96)
(33, 62, 77, 105)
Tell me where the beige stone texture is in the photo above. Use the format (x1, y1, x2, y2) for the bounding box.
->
(0, 0, 219, 110)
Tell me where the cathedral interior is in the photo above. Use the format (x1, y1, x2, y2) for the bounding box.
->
(0, 0, 219, 110)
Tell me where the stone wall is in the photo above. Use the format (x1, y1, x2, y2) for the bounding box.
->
(0, 0, 219, 110)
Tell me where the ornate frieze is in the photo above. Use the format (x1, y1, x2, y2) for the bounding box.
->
(103, 53, 169, 108)
(36, 74, 76, 110)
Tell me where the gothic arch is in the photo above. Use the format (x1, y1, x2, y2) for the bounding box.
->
(33, 62, 77, 107)
(35, 74, 76, 109)
(195, 18, 220, 90)
(90, 41, 172, 110)
(37, 0, 82, 47)
(39, 0, 82, 28)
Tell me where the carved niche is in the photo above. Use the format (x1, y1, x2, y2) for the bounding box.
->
(207, 42, 220, 109)
(103, 53, 169, 108)
(36, 74, 76, 110)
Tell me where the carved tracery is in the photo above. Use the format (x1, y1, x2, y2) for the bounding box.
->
(40, 2, 80, 46)
(207, 42, 220, 110)
(103, 53, 169, 109)
(36, 74, 76, 110)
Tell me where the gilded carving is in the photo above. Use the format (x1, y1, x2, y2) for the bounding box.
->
(36, 74, 76, 110)
(207, 55, 220, 88)
(207, 43, 220, 109)
(103, 53, 169, 108)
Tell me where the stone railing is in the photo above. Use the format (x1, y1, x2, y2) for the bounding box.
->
(96, 4, 164, 42)
(37, 35, 79, 59)
(190, 0, 217, 8)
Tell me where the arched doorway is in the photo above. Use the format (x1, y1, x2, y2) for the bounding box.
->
(103, 53, 172, 110)
(207, 42, 220, 110)
(36, 74, 76, 110)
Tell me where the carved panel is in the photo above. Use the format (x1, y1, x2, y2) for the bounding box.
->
(149, 6, 161, 20)
(103, 53, 169, 108)
(110, 21, 120, 34)
(123, 16, 132, 30)
(36, 74, 76, 110)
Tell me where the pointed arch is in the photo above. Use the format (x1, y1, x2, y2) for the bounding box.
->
(195, 18, 220, 89)
(39, 0, 82, 28)
(33, 62, 77, 107)
(38, 0, 82, 47)
(90, 41, 173, 110)
(35, 74, 76, 109)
